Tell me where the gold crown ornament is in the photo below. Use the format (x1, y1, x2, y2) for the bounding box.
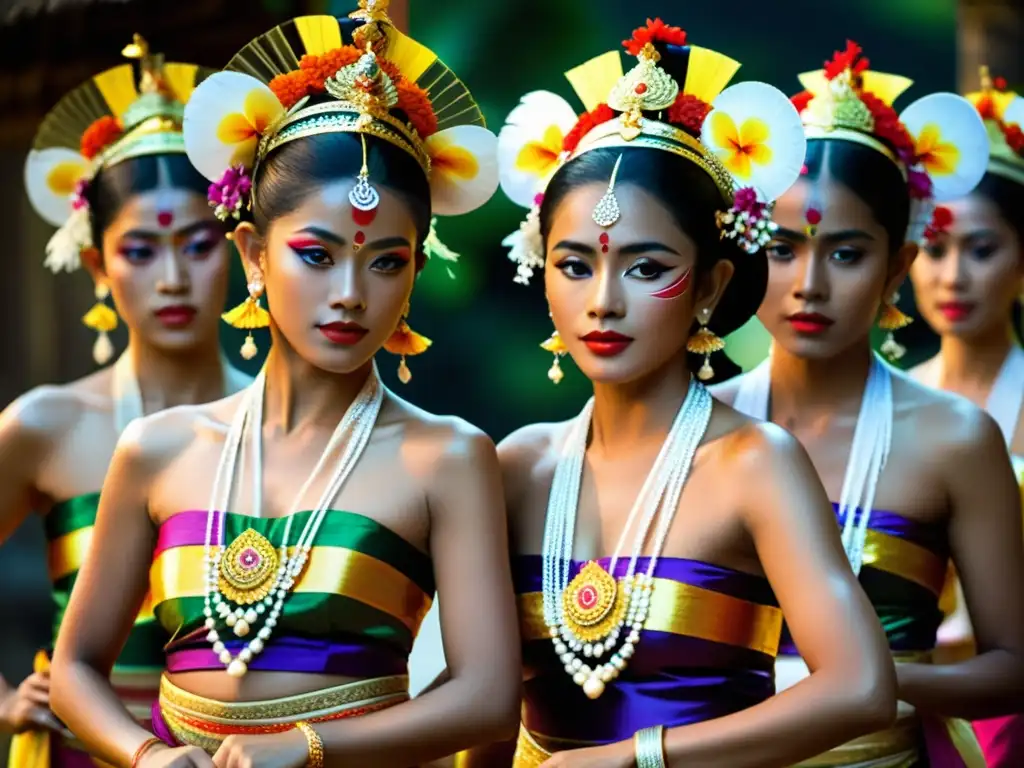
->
(496, 18, 807, 285)
(964, 66, 1024, 187)
(24, 35, 212, 274)
(792, 41, 990, 243)
(183, 2, 500, 241)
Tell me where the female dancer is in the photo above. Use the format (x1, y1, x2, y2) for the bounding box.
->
(49, 5, 520, 767)
(484, 20, 896, 768)
(718, 41, 1024, 766)
(908, 66, 1024, 767)
(0, 37, 250, 765)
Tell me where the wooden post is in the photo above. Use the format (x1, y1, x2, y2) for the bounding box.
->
(958, 0, 1024, 91)
(387, 0, 408, 33)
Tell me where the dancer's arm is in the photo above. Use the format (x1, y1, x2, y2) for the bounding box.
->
(0, 388, 74, 734)
(50, 415, 214, 767)
(896, 406, 1024, 719)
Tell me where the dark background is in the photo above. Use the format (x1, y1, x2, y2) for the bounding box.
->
(0, 1, 1019, 761)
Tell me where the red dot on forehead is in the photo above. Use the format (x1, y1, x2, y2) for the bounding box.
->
(354, 231, 366, 245)
(157, 211, 173, 228)
(599, 233, 609, 244)
(601, 245, 609, 253)
(352, 207, 376, 226)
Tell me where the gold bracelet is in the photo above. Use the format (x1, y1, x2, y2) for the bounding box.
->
(633, 725, 666, 768)
(295, 720, 325, 768)
(130, 737, 164, 767)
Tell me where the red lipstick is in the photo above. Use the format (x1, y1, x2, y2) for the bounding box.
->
(154, 305, 197, 328)
(317, 321, 368, 345)
(580, 330, 634, 357)
(786, 312, 834, 335)
(937, 301, 974, 322)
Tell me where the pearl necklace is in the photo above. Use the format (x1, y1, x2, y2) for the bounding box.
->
(201, 364, 383, 677)
(733, 351, 893, 574)
(541, 379, 712, 699)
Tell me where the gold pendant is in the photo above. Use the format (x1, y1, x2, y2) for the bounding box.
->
(218, 528, 279, 605)
(562, 561, 627, 643)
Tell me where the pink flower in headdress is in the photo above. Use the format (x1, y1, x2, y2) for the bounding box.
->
(208, 165, 253, 221)
(71, 178, 90, 211)
(907, 169, 933, 200)
(716, 186, 776, 255)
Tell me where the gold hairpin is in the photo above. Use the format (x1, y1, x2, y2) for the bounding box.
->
(350, 132, 380, 212)
(592, 153, 624, 227)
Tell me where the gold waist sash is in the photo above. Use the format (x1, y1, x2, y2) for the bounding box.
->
(513, 725, 551, 768)
(158, 674, 409, 755)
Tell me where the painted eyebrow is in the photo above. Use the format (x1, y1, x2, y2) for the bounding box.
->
(550, 240, 680, 256)
(774, 227, 875, 245)
(292, 229, 412, 252)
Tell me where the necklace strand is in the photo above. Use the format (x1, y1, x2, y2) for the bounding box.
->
(200, 365, 383, 676)
(541, 379, 712, 698)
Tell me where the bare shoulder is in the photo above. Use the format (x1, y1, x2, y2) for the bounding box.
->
(710, 405, 809, 480)
(112, 392, 245, 479)
(892, 370, 1003, 463)
(384, 396, 498, 476)
(497, 421, 566, 478)
(0, 372, 112, 447)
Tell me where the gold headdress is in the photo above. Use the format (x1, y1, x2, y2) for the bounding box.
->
(497, 19, 806, 285)
(183, 2, 500, 234)
(24, 35, 211, 273)
(964, 66, 1024, 187)
(792, 41, 989, 242)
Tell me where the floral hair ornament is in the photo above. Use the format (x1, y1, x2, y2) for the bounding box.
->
(964, 66, 1024, 187)
(497, 18, 807, 285)
(791, 41, 990, 245)
(24, 35, 210, 274)
(923, 205, 954, 245)
(183, 2, 498, 374)
(183, 2, 500, 231)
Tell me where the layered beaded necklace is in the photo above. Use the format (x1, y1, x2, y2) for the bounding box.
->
(541, 379, 712, 699)
(201, 364, 383, 677)
(733, 350, 893, 575)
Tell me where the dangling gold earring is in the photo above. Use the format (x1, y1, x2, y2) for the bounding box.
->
(82, 281, 118, 365)
(222, 275, 270, 360)
(384, 304, 432, 383)
(540, 330, 568, 384)
(687, 307, 725, 381)
(878, 292, 912, 361)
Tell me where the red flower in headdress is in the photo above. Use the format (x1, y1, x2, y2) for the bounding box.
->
(623, 18, 687, 56)
(80, 116, 124, 160)
(824, 40, 870, 82)
(790, 90, 814, 113)
(923, 205, 954, 244)
(667, 93, 712, 134)
(562, 104, 616, 154)
(1004, 123, 1024, 155)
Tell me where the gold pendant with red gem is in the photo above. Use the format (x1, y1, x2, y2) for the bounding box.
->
(561, 560, 627, 642)
(218, 528, 279, 605)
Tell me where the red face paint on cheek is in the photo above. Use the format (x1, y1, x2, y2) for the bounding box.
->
(650, 267, 692, 300)
(157, 211, 173, 228)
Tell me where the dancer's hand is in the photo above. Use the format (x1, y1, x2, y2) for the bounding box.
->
(139, 744, 216, 767)
(0, 671, 65, 734)
(212, 729, 309, 768)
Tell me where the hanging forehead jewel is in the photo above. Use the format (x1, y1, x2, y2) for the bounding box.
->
(349, 132, 381, 214)
(592, 153, 624, 228)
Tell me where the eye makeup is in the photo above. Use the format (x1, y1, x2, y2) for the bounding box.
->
(650, 267, 691, 299)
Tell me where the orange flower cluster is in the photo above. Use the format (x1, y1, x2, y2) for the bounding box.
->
(623, 18, 687, 56)
(80, 116, 123, 160)
(562, 104, 615, 154)
(267, 45, 438, 138)
(824, 40, 870, 82)
(667, 93, 711, 134)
